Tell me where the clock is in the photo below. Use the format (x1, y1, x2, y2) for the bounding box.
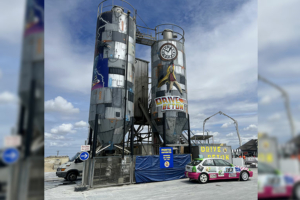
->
(159, 43, 178, 61)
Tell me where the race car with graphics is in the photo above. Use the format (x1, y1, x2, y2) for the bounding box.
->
(258, 162, 295, 199)
(184, 158, 253, 183)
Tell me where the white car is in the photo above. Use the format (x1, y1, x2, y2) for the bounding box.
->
(185, 158, 253, 184)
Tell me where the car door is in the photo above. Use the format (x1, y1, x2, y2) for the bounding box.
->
(202, 159, 217, 179)
(213, 159, 233, 179)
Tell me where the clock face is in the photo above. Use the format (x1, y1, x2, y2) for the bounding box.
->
(160, 43, 178, 61)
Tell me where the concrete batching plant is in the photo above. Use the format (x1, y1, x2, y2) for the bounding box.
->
(87, 0, 190, 157)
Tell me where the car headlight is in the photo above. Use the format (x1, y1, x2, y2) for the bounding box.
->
(61, 168, 66, 171)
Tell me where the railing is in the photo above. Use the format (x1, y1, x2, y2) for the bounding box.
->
(155, 24, 185, 43)
(98, 0, 136, 21)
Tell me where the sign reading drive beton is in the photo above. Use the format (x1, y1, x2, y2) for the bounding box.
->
(81, 145, 90, 151)
(192, 145, 233, 164)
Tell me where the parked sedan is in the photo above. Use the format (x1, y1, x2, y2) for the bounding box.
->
(185, 158, 253, 183)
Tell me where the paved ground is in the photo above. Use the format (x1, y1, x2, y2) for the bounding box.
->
(45, 168, 257, 200)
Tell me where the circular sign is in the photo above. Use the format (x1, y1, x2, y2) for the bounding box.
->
(159, 43, 178, 61)
(164, 161, 170, 167)
(1, 147, 19, 164)
(79, 151, 89, 161)
(223, 148, 227, 153)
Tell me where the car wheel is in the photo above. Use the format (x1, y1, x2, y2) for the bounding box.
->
(293, 183, 300, 200)
(198, 173, 208, 184)
(240, 171, 249, 181)
(67, 172, 77, 182)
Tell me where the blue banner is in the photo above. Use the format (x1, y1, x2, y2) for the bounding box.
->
(159, 147, 173, 168)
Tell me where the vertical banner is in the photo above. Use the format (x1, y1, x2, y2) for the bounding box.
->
(159, 147, 174, 168)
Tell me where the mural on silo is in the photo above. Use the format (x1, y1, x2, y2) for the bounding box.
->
(157, 63, 183, 95)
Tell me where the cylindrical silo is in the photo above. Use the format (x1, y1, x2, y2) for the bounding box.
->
(151, 27, 188, 144)
(89, 5, 136, 148)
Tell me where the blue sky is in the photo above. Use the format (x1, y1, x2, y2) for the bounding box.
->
(43, 0, 258, 157)
(258, 0, 300, 144)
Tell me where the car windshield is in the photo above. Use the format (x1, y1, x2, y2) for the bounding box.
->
(69, 152, 80, 162)
(187, 160, 202, 166)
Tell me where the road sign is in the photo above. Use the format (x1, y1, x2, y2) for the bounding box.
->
(2, 147, 19, 164)
(159, 147, 173, 168)
(4, 135, 21, 147)
(81, 145, 90, 151)
(79, 151, 89, 161)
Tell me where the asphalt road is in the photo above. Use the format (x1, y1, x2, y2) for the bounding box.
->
(45, 168, 257, 200)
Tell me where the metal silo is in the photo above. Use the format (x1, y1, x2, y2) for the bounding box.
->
(151, 25, 188, 144)
(89, 2, 136, 150)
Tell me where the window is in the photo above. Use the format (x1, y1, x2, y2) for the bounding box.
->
(202, 159, 215, 166)
(213, 159, 231, 166)
(70, 152, 80, 162)
(187, 160, 202, 166)
(222, 160, 232, 166)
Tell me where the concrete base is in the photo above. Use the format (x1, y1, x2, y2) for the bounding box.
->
(74, 185, 88, 192)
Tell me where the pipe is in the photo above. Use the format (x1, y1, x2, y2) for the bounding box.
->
(163, 112, 166, 147)
(122, 10, 131, 159)
(25, 80, 36, 159)
(188, 114, 191, 154)
(131, 117, 134, 157)
(92, 112, 98, 158)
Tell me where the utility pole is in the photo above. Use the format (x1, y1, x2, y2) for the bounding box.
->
(57, 150, 59, 156)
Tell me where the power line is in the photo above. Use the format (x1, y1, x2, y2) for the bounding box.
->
(136, 13, 149, 28)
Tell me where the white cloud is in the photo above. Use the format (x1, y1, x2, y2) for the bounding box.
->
(45, 132, 65, 140)
(259, 0, 300, 51)
(211, 131, 220, 137)
(45, 3, 93, 94)
(243, 124, 257, 131)
(74, 120, 88, 127)
(0, 91, 17, 104)
(186, 0, 257, 102)
(259, 95, 272, 105)
(268, 113, 281, 121)
(45, 96, 79, 114)
(226, 132, 234, 137)
(221, 122, 232, 128)
(0, 0, 26, 44)
(49, 142, 71, 147)
(50, 123, 76, 134)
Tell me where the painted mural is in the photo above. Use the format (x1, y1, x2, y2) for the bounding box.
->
(157, 63, 183, 95)
(24, 0, 44, 36)
(92, 54, 109, 90)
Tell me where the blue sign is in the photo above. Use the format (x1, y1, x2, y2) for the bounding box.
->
(79, 152, 89, 161)
(159, 147, 173, 168)
(2, 147, 19, 164)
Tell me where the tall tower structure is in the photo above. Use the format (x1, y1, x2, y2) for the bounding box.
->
(150, 26, 188, 144)
(88, 3, 136, 148)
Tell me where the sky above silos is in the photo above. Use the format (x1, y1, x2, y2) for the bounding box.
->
(2, 0, 298, 158)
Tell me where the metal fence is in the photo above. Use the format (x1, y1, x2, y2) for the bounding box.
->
(93, 156, 133, 187)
